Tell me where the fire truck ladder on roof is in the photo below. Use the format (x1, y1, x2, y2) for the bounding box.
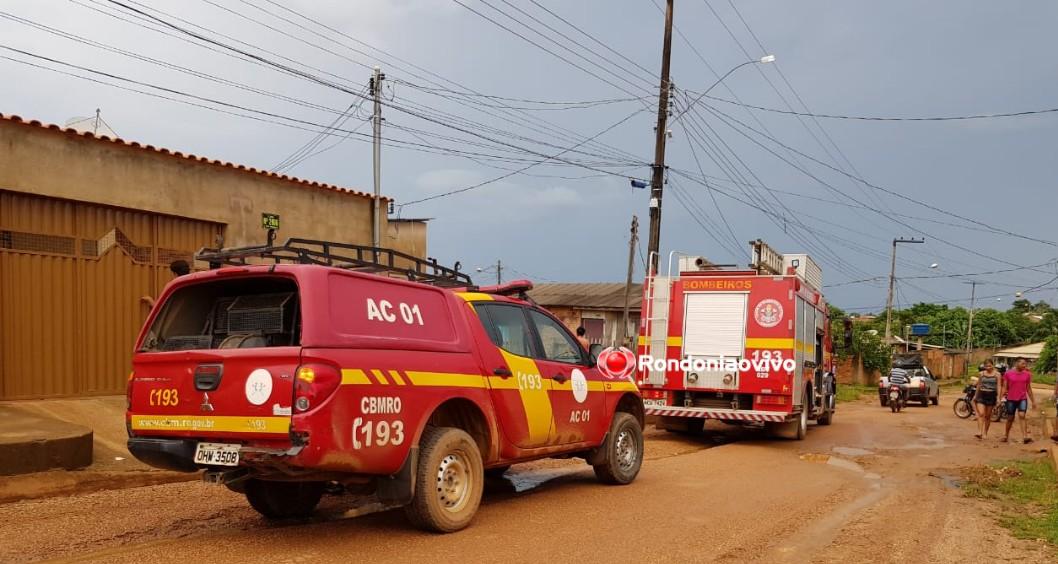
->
(195, 238, 473, 288)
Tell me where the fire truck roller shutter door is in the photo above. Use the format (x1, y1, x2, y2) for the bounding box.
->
(682, 292, 748, 390)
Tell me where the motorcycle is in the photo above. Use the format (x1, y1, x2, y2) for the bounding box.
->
(953, 384, 976, 419)
(953, 386, 1006, 422)
(888, 383, 906, 413)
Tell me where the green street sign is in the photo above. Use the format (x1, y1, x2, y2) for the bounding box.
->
(262, 213, 280, 230)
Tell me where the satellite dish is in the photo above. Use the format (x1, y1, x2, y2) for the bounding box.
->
(64, 109, 118, 137)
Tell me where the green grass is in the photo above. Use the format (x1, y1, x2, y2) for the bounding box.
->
(1037, 373, 1056, 387)
(963, 459, 1058, 545)
(835, 384, 876, 403)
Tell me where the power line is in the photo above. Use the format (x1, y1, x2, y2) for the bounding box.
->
(699, 94, 1058, 121)
(399, 107, 647, 207)
(699, 102, 1058, 269)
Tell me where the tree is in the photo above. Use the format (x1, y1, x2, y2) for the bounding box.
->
(1036, 335, 1057, 375)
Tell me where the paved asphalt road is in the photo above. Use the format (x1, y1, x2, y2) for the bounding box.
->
(2, 397, 1054, 563)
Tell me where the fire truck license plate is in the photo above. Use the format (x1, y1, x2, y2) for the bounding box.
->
(194, 443, 240, 466)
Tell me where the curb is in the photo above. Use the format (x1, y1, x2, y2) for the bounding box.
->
(0, 469, 199, 505)
(0, 424, 94, 476)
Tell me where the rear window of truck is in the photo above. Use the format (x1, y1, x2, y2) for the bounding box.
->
(139, 276, 300, 352)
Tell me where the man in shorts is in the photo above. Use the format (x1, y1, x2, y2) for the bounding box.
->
(1000, 357, 1036, 444)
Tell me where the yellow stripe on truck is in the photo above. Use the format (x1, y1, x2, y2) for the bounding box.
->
(130, 415, 290, 434)
(636, 336, 683, 347)
(745, 338, 795, 349)
(341, 369, 372, 385)
(499, 350, 554, 445)
(405, 371, 487, 388)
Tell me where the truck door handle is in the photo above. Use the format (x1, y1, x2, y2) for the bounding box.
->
(553, 374, 568, 384)
(493, 367, 512, 378)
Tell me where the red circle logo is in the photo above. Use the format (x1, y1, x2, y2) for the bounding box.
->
(597, 346, 636, 380)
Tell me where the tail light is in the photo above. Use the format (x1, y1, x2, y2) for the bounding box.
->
(126, 371, 135, 409)
(294, 363, 341, 412)
(919, 381, 926, 389)
(641, 389, 668, 401)
(756, 395, 788, 406)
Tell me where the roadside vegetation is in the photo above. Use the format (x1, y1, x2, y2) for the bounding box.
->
(835, 384, 875, 403)
(963, 459, 1058, 546)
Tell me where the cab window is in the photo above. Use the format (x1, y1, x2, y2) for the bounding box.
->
(527, 309, 583, 364)
(474, 303, 533, 357)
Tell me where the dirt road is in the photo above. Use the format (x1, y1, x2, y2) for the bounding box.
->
(2, 398, 1053, 563)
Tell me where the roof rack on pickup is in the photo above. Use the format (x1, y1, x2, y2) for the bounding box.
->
(195, 238, 473, 288)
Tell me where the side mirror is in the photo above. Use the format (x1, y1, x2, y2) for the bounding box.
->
(588, 343, 604, 367)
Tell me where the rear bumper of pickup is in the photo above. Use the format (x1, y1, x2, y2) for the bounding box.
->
(127, 438, 200, 472)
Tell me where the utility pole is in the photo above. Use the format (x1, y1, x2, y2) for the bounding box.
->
(495, 259, 502, 285)
(645, 0, 674, 276)
(884, 237, 924, 343)
(370, 67, 385, 249)
(619, 215, 639, 347)
(965, 280, 977, 360)
(93, 108, 101, 135)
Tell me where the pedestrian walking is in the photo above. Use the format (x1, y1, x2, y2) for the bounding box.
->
(974, 360, 999, 439)
(999, 357, 1036, 444)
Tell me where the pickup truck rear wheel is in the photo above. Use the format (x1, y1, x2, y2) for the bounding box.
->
(404, 426, 484, 533)
(244, 479, 324, 520)
(593, 412, 644, 485)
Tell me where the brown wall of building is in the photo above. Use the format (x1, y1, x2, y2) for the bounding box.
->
(0, 119, 383, 250)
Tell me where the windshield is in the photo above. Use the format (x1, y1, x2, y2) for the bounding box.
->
(140, 276, 300, 352)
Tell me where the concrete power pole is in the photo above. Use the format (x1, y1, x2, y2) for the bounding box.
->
(965, 280, 977, 361)
(371, 67, 385, 249)
(884, 237, 924, 343)
(495, 259, 502, 285)
(645, 0, 674, 276)
(619, 215, 639, 347)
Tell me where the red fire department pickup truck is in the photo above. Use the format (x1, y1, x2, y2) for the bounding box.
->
(636, 242, 836, 439)
(126, 239, 643, 532)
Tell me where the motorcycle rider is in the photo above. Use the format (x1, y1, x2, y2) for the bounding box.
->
(887, 367, 910, 408)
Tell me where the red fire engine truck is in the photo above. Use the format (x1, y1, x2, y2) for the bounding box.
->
(636, 241, 836, 439)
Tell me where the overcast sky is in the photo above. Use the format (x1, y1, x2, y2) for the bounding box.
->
(3, 0, 1057, 312)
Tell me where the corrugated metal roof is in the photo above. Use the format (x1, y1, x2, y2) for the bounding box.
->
(994, 342, 1046, 358)
(527, 282, 642, 311)
(0, 113, 386, 201)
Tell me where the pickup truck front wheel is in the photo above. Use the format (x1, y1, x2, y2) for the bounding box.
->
(593, 412, 644, 485)
(404, 426, 484, 533)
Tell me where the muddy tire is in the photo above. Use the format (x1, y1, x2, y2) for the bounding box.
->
(931, 394, 939, 406)
(245, 479, 324, 519)
(404, 426, 484, 533)
(593, 412, 644, 485)
(817, 395, 835, 426)
(953, 399, 973, 419)
(771, 392, 809, 440)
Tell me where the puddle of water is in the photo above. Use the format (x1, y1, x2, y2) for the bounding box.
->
(503, 467, 583, 493)
(928, 472, 964, 489)
(826, 457, 865, 474)
(833, 446, 874, 457)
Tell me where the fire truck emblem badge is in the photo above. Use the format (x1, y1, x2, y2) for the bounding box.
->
(754, 299, 784, 328)
(596, 347, 636, 380)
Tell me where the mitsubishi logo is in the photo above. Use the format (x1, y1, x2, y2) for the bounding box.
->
(200, 392, 214, 412)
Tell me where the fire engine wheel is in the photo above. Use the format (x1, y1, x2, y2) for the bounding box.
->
(770, 394, 808, 440)
(817, 395, 835, 426)
(404, 426, 484, 533)
(244, 479, 324, 520)
(593, 412, 644, 485)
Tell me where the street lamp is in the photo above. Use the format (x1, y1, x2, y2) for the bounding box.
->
(674, 55, 776, 122)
